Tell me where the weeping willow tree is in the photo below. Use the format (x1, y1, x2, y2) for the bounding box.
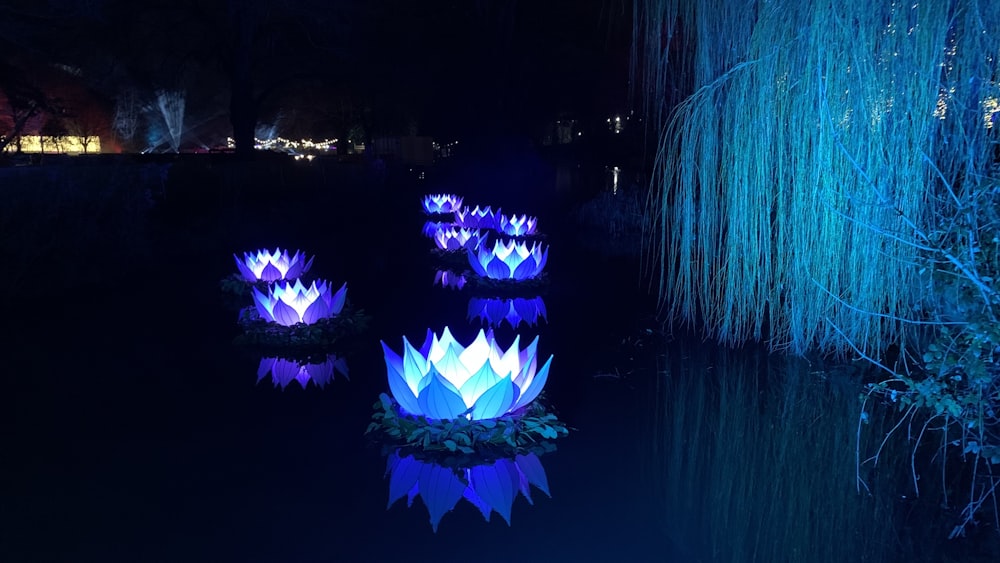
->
(636, 0, 1000, 356)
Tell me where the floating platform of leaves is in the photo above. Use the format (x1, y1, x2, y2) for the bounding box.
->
(383, 444, 554, 532)
(369, 327, 567, 452)
(257, 353, 350, 390)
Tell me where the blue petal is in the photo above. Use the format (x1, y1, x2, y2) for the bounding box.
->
(383, 343, 422, 416)
(515, 453, 551, 497)
(470, 459, 519, 525)
(512, 355, 553, 411)
(468, 249, 488, 277)
(329, 283, 348, 315)
(417, 373, 470, 420)
(260, 262, 282, 282)
(418, 462, 467, 532)
(271, 299, 301, 326)
(470, 378, 515, 420)
(486, 257, 511, 279)
(512, 258, 539, 280)
(387, 453, 422, 509)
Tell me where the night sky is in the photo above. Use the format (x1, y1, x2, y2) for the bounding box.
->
(0, 0, 632, 150)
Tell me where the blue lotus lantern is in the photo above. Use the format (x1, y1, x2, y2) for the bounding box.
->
(422, 220, 450, 238)
(252, 279, 347, 326)
(381, 327, 553, 421)
(455, 205, 498, 230)
(468, 239, 548, 281)
(385, 450, 551, 532)
(422, 193, 464, 214)
(497, 213, 538, 237)
(234, 247, 314, 283)
(433, 226, 481, 251)
(468, 296, 547, 328)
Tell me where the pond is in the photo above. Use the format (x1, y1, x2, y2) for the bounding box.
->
(5, 154, 995, 562)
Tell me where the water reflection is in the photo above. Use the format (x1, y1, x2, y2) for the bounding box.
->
(434, 269, 467, 290)
(256, 354, 349, 389)
(652, 345, 901, 562)
(384, 448, 552, 532)
(468, 296, 547, 329)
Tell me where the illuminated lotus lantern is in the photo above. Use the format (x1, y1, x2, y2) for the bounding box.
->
(422, 220, 450, 238)
(497, 213, 538, 237)
(434, 269, 467, 290)
(433, 226, 481, 251)
(257, 354, 349, 389)
(385, 450, 551, 532)
(234, 248, 314, 283)
(253, 279, 347, 326)
(469, 296, 547, 329)
(422, 193, 464, 214)
(381, 326, 553, 421)
(455, 205, 498, 230)
(468, 239, 549, 281)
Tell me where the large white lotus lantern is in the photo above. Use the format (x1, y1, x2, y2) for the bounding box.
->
(423, 194, 464, 214)
(253, 279, 347, 326)
(257, 355, 349, 389)
(381, 327, 553, 421)
(433, 226, 481, 251)
(455, 205, 498, 230)
(468, 239, 548, 281)
(234, 248, 314, 282)
(386, 450, 551, 532)
(497, 213, 538, 237)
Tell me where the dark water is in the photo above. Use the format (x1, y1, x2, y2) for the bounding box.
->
(5, 156, 996, 562)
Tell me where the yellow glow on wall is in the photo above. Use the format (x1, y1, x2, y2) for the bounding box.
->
(2, 135, 101, 154)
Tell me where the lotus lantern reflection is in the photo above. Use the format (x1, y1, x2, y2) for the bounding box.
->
(258, 355, 349, 389)
(381, 327, 553, 421)
(386, 450, 551, 532)
(434, 270, 467, 290)
(422, 194, 464, 214)
(469, 296, 547, 328)
(433, 226, 481, 251)
(497, 213, 538, 237)
(468, 239, 548, 281)
(234, 248, 314, 282)
(253, 279, 347, 326)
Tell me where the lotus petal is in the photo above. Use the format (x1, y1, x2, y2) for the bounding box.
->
(470, 378, 515, 420)
(417, 372, 469, 420)
(384, 348, 422, 416)
(512, 355, 552, 411)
